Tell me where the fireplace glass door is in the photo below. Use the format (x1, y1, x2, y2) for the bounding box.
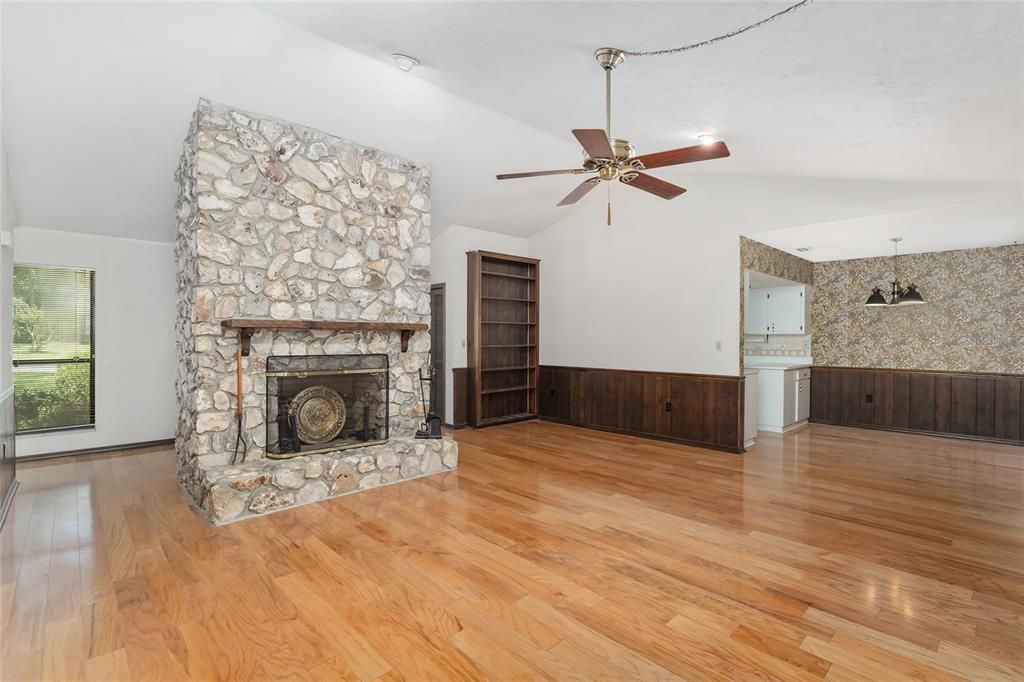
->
(266, 354, 389, 458)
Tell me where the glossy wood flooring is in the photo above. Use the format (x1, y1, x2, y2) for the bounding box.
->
(2, 422, 1023, 681)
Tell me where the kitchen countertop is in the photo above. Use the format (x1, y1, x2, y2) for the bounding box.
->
(744, 359, 814, 371)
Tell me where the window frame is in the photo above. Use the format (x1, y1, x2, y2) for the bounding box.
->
(11, 264, 96, 435)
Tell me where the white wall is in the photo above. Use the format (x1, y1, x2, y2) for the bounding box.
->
(0, 150, 16, 395)
(529, 182, 746, 378)
(748, 193, 1024, 262)
(13, 227, 175, 456)
(431, 225, 529, 421)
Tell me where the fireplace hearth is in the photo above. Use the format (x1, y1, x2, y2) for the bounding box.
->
(267, 354, 389, 458)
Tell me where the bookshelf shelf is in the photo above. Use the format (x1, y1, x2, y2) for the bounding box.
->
(467, 251, 540, 427)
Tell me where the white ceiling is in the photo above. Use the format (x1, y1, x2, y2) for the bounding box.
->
(2, 1, 1023, 253)
(261, 0, 1023, 184)
(747, 191, 1023, 261)
(748, 270, 804, 288)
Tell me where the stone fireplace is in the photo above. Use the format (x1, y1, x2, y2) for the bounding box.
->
(174, 99, 457, 524)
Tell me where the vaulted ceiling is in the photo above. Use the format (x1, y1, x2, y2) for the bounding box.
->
(2, 1, 1022, 251)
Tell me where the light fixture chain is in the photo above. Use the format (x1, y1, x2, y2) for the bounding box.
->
(621, 0, 813, 57)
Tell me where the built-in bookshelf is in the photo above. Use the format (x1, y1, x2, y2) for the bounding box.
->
(466, 251, 540, 427)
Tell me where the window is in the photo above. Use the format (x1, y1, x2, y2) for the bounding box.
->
(12, 265, 95, 433)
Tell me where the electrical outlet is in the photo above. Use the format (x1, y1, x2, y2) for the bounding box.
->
(715, 340, 722, 351)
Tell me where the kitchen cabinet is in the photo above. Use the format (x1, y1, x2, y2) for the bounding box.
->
(744, 285, 809, 335)
(749, 364, 811, 433)
(746, 289, 769, 335)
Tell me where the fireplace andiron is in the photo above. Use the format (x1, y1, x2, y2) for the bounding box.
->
(415, 367, 443, 439)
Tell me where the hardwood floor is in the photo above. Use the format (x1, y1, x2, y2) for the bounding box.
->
(2, 421, 1022, 681)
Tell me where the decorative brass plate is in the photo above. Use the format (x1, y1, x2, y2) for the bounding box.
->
(288, 386, 347, 444)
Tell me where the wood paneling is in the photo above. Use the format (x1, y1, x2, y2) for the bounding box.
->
(668, 376, 704, 443)
(950, 376, 977, 436)
(451, 368, 470, 429)
(539, 366, 744, 453)
(977, 377, 995, 438)
(874, 371, 893, 427)
(810, 369, 829, 422)
(909, 374, 936, 432)
(840, 370, 861, 424)
(811, 367, 1024, 446)
(859, 372, 875, 425)
(827, 369, 843, 422)
(934, 375, 951, 433)
(994, 377, 1022, 441)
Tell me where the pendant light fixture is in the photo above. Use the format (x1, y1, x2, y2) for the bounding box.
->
(864, 237, 926, 307)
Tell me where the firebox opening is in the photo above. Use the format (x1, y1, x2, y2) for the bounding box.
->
(266, 354, 389, 459)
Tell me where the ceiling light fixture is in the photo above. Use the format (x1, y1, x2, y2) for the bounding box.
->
(697, 134, 720, 145)
(391, 53, 420, 72)
(865, 237, 926, 307)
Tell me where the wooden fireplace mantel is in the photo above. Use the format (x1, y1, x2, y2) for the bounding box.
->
(220, 319, 428, 356)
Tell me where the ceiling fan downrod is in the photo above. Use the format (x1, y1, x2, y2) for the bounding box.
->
(594, 48, 624, 225)
(595, 47, 624, 140)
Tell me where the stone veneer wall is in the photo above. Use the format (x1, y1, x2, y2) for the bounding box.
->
(175, 99, 456, 524)
(812, 244, 1024, 374)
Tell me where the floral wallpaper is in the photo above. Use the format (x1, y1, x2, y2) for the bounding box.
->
(812, 244, 1024, 374)
(740, 236, 814, 285)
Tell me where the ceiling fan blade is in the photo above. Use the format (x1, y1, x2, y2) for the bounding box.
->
(620, 173, 687, 199)
(496, 168, 583, 180)
(557, 178, 601, 206)
(572, 129, 615, 160)
(631, 141, 730, 170)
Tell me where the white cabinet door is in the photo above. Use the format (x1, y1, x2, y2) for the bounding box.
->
(768, 286, 806, 334)
(746, 288, 770, 334)
(783, 369, 798, 426)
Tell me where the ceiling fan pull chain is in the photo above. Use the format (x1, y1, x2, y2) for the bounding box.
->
(619, 0, 813, 57)
(607, 183, 612, 226)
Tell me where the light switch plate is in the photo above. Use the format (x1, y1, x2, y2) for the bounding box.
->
(0, 231, 12, 247)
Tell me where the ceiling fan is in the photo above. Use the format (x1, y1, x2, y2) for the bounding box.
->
(496, 48, 731, 224)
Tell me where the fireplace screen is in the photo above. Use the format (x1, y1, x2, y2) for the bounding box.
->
(266, 354, 389, 458)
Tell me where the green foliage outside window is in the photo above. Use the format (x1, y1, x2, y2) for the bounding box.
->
(12, 264, 95, 433)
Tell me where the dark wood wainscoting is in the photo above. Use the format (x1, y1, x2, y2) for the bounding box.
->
(811, 366, 1024, 446)
(450, 367, 471, 429)
(538, 366, 745, 453)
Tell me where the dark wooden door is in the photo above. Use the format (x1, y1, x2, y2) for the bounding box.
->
(429, 284, 446, 424)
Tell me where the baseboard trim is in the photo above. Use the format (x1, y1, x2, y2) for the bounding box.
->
(808, 419, 1023, 447)
(16, 438, 175, 462)
(538, 417, 745, 455)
